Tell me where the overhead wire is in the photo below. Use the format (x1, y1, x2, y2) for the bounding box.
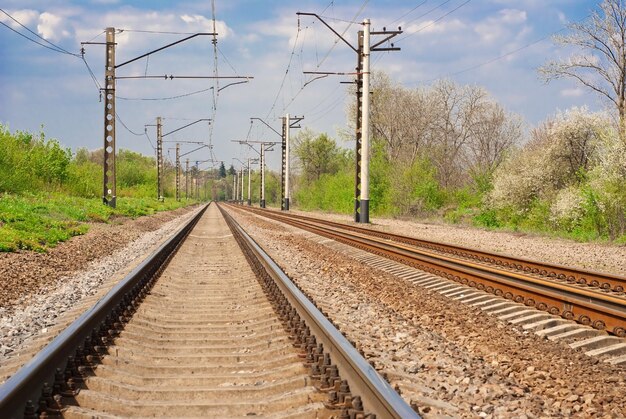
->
(116, 87, 214, 101)
(208, 0, 219, 161)
(0, 8, 81, 57)
(81, 55, 102, 91)
(118, 29, 197, 35)
(416, 13, 591, 84)
(273, 0, 369, 119)
(308, 92, 348, 124)
(264, 22, 302, 120)
(396, 0, 471, 43)
(387, 1, 428, 26)
(400, 0, 454, 28)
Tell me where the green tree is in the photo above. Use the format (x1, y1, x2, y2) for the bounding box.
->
(218, 161, 227, 178)
(293, 129, 347, 182)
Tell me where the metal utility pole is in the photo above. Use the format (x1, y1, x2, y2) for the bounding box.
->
(103, 27, 116, 207)
(280, 114, 303, 211)
(239, 167, 244, 204)
(260, 145, 266, 208)
(82, 28, 252, 208)
(354, 31, 363, 222)
(196, 172, 200, 200)
(296, 13, 401, 223)
(360, 19, 371, 223)
(247, 158, 252, 206)
(250, 117, 301, 210)
(175, 143, 181, 201)
(281, 116, 287, 210)
(233, 139, 278, 208)
(156, 117, 164, 201)
(185, 159, 190, 199)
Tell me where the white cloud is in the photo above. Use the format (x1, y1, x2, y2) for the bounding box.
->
(561, 87, 586, 97)
(0, 9, 39, 28)
(475, 9, 527, 43)
(37, 12, 71, 41)
(180, 14, 232, 38)
(499, 9, 527, 24)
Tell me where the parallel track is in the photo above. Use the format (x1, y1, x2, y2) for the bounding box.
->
(231, 205, 626, 337)
(0, 203, 417, 418)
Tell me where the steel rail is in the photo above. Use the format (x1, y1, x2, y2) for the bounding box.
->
(218, 204, 419, 419)
(230, 205, 626, 336)
(0, 204, 208, 418)
(244, 207, 626, 294)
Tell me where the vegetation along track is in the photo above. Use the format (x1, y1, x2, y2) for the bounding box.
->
(0, 203, 417, 418)
(232, 205, 626, 338)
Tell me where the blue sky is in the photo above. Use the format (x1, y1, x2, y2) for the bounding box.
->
(0, 0, 599, 171)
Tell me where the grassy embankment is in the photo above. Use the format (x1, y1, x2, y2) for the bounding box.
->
(0, 124, 194, 252)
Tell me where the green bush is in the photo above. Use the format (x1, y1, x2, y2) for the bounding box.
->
(295, 170, 353, 214)
(0, 125, 199, 252)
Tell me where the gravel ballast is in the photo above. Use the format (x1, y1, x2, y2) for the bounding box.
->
(227, 206, 626, 418)
(0, 206, 200, 378)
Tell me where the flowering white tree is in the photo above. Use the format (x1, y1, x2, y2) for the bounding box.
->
(540, 0, 626, 142)
(488, 108, 610, 215)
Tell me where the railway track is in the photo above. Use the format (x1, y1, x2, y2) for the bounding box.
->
(0, 203, 416, 418)
(229, 205, 626, 341)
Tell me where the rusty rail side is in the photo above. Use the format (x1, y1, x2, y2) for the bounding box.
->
(242, 206, 626, 294)
(230, 204, 626, 336)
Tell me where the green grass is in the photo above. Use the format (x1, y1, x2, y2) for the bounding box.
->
(0, 193, 193, 252)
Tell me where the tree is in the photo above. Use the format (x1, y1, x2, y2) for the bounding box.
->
(465, 100, 522, 183)
(293, 129, 346, 182)
(540, 0, 626, 142)
(227, 164, 236, 176)
(218, 161, 226, 178)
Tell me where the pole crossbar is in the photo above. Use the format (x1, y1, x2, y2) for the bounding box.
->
(115, 32, 216, 69)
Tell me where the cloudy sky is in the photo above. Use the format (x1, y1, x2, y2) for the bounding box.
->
(0, 0, 598, 171)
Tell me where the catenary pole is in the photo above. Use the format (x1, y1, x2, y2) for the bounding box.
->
(156, 117, 164, 201)
(102, 27, 116, 207)
(175, 143, 180, 201)
(284, 113, 290, 210)
(247, 158, 252, 206)
(360, 19, 371, 223)
(260, 145, 266, 208)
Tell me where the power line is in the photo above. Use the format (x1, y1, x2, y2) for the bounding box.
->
(396, 0, 471, 43)
(416, 13, 591, 83)
(308, 91, 348, 124)
(264, 23, 302, 120)
(0, 8, 80, 57)
(116, 87, 214, 101)
(116, 113, 145, 137)
(318, 15, 361, 24)
(401, 0, 453, 28)
(0, 20, 78, 57)
(81, 56, 102, 91)
(118, 29, 197, 35)
(144, 131, 156, 150)
(272, 0, 369, 119)
(387, 1, 428, 26)
(208, 0, 219, 148)
(217, 45, 239, 75)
